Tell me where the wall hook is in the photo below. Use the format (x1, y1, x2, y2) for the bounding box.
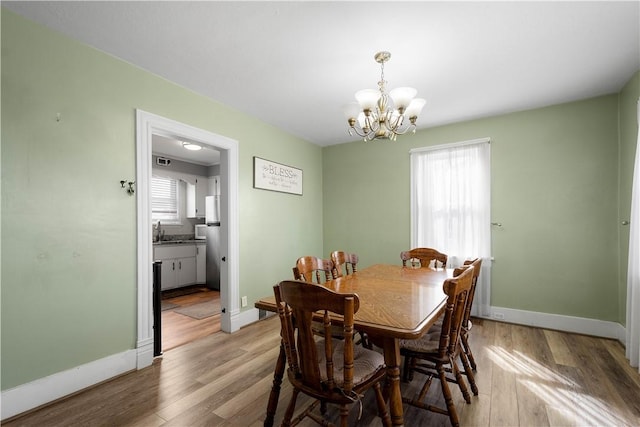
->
(120, 180, 135, 196)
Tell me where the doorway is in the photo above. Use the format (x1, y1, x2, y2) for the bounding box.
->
(135, 110, 240, 369)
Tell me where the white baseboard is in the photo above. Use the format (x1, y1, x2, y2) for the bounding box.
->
(1, 349, 137, 421)
(234, 307, 260, 329)
(483, 305, 626, 343)
(136, 339, 155, 369)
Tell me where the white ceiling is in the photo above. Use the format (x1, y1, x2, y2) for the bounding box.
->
(152, 134, 221, 166)
(4, 1, 639, 149)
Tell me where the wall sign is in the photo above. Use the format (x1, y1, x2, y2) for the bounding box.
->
(253, 157, 303, 195)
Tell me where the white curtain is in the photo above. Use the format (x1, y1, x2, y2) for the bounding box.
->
(626, 99, 640, 371)
(410, 138, 492, 316)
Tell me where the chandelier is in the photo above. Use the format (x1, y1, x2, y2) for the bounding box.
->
(343, 51, 426, 142)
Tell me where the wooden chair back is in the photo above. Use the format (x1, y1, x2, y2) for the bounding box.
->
(295, 256, 335, 283)
(439, 265, 474, 356)
(462, 258, 482, 327)
(330, 251, 359, 278)
(274, 280, 359, 395)
(400, 247, 448, 269)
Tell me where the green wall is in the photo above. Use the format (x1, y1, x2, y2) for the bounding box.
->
(2, 6, 638, 397)
(1, 10, 323, 390)
(618, 70, 640, 324)
(324, 94, 623, 322)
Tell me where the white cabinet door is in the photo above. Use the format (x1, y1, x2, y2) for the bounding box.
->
(209, 175, 220, 196)
(154, 244, 197, 290)
(177, 256, 197, 287)
(195, 178, 207, 217)
(159, 259, 177, 290)
(187, 177, 208, 218)
(196, 243, 206, 284)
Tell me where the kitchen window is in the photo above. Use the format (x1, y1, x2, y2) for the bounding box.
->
(151, 175, 181, 224)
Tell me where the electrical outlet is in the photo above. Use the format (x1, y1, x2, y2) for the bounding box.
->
(493, 312, 505, 320)
(241, 296, 248, 307)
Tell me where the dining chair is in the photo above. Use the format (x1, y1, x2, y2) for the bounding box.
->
(295, 256, 336, 282)
(274, 280, 392, 427)
(294, 256, 345, 341)
(403, 259, 482, 396)
(461, 258, 482, 372)
(330, 251, 359, 278)
(400, 247, 448, 269)
(399, 264, 476, 427)
(329, 250, 372, 348)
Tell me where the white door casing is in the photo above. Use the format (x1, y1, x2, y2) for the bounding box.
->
(135, 110, 240, 368)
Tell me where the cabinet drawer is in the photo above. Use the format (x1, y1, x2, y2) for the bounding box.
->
(154, 244, 197, 260)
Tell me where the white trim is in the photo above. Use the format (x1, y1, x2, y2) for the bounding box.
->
(482, 306, 626, 342)
(219, 148, 241, 332)
(135, 110, 240, 366)
(234, 307, 260, 329)
(409, 137, 491, 154)
(1, 350, 137, 421)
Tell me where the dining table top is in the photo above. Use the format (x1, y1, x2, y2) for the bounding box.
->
(255, 263, 452, 340)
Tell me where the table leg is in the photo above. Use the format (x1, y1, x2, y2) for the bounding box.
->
(382, 337, 405, 426)
(264, 340, 286, 427)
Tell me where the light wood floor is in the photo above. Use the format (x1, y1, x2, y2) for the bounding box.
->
(160, 286, 221, 351)
(5, 317, 640, 426)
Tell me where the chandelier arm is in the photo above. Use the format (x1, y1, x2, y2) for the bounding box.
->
(363, 114, 375, 133)
(391, 122, 417, 136)
(348, 126, 369, 138)
(388, 110, 400, 125)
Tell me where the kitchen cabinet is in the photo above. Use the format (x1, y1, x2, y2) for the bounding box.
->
(196, 242, 206, 284)
(153, 244, 197, 290)
(186, 177, 208, 218)
(209, 175, 220, 196)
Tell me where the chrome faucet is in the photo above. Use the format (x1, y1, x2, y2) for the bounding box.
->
(154, 221, 165, 242)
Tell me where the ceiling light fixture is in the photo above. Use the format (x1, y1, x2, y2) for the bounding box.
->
(182, 142, 202, 151)
(343, 51, 426, 142)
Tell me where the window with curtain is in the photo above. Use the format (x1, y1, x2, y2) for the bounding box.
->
(410, 137, 492, 316)
(151, 175, 180, 223)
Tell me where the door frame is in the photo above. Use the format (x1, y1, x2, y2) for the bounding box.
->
(135, 110, 240, 368)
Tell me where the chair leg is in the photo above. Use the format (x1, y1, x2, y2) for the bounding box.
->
(438, 363, 460, 427)
(402, 355, 416, 382)
(450, 355, 471, 404)
(339, 404, 349, 427)
(373, 381, 392, 427)
(461, 333, 477, 371)
(459, 350, 479, 395)
(265, 342, 286, 427)
(282, 388, 300, 427)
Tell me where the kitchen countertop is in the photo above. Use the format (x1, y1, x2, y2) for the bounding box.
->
(153, 239, 205, 246)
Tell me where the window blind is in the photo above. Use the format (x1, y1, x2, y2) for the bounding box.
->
(151, 176, 179, 221)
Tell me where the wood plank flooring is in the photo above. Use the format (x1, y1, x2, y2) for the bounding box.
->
(5, 317, 640, 426)
(160, 286, 221, 351)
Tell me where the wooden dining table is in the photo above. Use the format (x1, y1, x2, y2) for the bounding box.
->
(255, 263, 452, 426)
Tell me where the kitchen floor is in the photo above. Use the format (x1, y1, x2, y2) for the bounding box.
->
(161, 286, 221, 351)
